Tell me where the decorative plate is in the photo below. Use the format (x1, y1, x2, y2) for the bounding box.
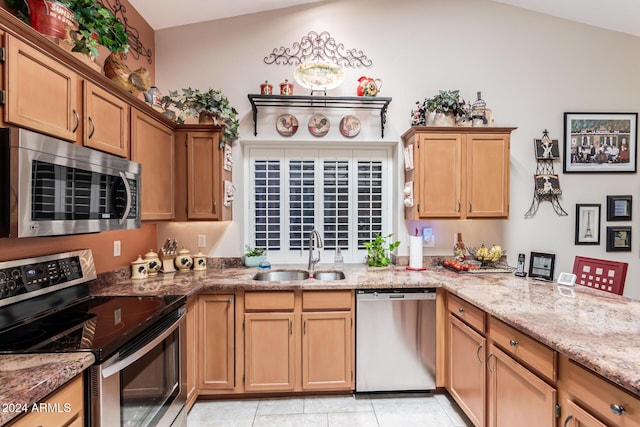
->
(308, 114, 330, 137)
(339, 115, 361, 138)
(294, 61, 344, 91)
(276, 114, 299, 137)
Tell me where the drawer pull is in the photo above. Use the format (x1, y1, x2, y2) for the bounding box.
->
(509, 339, 519, 347)
(563, 414, 572, 427)
(476, 344, 483, 363)
(458, 307, 465, 313)
(610, 403, 626, 416)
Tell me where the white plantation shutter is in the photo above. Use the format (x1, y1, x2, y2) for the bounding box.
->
(248, 147, 390, 263)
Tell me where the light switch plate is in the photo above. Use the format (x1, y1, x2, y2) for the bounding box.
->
(198, 234, 206, 248)
(113, 240, 121, 257)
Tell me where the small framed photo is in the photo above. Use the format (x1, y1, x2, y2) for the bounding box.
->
(575, 204, 601, 245)
(528, 252, 556, 281)
(534, 137, 559, 159)
(534, 174, 561, 195)
(606, 195, 632, 221)
(563, 112, 637, 173)
(606, 226, 632, 252)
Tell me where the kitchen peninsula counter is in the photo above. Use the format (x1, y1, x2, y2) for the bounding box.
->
(91, 263, 640, 398)
(0, 353, 94, 425)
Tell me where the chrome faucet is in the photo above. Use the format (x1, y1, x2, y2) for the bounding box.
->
(307, 229, 324, 272)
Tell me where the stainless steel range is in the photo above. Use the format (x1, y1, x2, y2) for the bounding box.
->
(0, 249, 187, 427)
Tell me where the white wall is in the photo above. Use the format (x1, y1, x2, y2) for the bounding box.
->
(155, 0, 640, 299)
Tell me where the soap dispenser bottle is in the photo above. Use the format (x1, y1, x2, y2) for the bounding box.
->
(334, 247, 344, 268)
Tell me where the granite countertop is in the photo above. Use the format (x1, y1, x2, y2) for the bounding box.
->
(0, 352, 94, 425)
(4, 262, 638, 425)
(91, 263, 640, 397)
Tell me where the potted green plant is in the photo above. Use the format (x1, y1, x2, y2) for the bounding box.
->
(412, 90, 467, 126)
(161, 87, 240, 145)
(363, 233, 400, 268)
(244, 245, 266, 267)
(5, 0, 128, 59)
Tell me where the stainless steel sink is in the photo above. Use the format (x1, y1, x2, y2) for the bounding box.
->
(312, 270, 346, 281)
(252, 269, 310, 281)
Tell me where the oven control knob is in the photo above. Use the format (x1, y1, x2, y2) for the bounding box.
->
(10, 269, 20, 279)
(7, 280, 17, 292)
(0, 282, 6, 297)
(0, 271, 6, 283)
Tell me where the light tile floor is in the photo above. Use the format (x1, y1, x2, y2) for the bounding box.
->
(188, 393, 473, 426)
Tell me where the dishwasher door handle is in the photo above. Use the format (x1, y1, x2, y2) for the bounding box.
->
(389, 295, 405, 299)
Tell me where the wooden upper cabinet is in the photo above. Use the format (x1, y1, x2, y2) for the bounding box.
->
(83, 81, 129, 157)
(402, 127, 516, 220)
(5, 34, 80, 141)
(174, 125, 232, 221)
(131, 108, 175, 220)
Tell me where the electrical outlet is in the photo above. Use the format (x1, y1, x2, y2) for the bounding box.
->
(113, 240, 121, 257)
(198, 234, 206, 248)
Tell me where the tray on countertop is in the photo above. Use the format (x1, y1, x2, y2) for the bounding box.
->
(440, 261, 516, 274)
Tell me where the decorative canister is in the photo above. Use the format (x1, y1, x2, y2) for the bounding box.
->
(175, 248, 193, 271)
(131, 255, 148, 280)
(193, 251, 207, 271)
(144, 249, 161, 276)
(260, 80, 273, 95)
(144, 86, 162, 107)
(280, 79, 293, 95)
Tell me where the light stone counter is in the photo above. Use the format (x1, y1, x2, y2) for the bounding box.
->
(90, 262, 640, 397)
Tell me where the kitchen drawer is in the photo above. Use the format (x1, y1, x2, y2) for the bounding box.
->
(10, 374, 83, 426)
(245, 291, 295, 311)
(488, 316, 556, 382)
(567, 359, 640, 427)
(447, 293, 485, 333)
(302, 290, 352, 311)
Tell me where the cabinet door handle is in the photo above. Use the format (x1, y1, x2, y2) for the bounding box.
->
(563, 414, 573, 427)
(610, 404, 626, 416)
(487, 353, 494, 373)
(458, 307, 465, 313)
(289, 319, 293, 335)
(72, 109, 79, 133)
(469, 200, 472, 213)
(457, 200, 461, 213)
(509, 339, 519, 347)
(476, 344, 483, 363)
(303, 319, 306, 334)
(227, 298, 232, 304)
(88, 116, 96, 139)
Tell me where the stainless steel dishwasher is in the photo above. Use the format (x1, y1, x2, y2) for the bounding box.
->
(356, 289, 436, 392)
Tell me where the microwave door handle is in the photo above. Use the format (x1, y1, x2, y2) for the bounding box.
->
(118, 172, 132, 225)
(101, 312, 184, 379)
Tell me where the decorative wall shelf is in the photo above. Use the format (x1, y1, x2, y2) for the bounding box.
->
(247, 94, 392, 138)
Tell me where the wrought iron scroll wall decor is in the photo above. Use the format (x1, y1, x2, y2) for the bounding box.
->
(525, 129, 568, 218)
(264, 31, 373, 68)
(98, 0, 153, 64)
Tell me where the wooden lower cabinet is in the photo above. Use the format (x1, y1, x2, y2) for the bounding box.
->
(487, 343, 556, 427)
(244, 312, 295, 392)
(186, 296, 198, 409)
(448, 313, 486, 427)
(9, 374, 83, 426)
(302, 311, 352, 390)
(198, 294, 235, 392)
(563, 400, 607, 427)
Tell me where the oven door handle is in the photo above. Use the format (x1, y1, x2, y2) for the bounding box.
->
(118, 172, 132, 225)
(101, 311, 185, 379)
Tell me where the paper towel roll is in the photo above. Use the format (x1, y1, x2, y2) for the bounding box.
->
(409, 235, 423, 269)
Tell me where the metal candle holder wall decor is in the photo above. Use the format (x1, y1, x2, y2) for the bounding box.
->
(525, 129, 568, 218)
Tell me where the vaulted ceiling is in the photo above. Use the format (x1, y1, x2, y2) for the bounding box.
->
(128, 0, 640, 37)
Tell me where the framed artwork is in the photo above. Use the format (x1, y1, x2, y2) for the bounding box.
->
(534, 174, 561, 195)
(575, 204, 601, 245)
(563, 112, 637, 173)
(528, 252, 556, 281)
(606, 226, 632, 252)
(606, 195, 632, 221)
(534, 137, 559, 159)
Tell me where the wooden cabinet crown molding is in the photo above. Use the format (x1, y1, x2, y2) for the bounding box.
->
(401, 126, 518, 139)
(0, 7, 174, 129)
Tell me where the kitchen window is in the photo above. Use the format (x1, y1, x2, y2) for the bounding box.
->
(246, 147, 392, 264)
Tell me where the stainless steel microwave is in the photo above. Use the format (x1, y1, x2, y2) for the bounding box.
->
(0, 128, 141, 238)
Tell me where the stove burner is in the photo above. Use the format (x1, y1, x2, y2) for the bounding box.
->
(40, 313, 94, 328)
